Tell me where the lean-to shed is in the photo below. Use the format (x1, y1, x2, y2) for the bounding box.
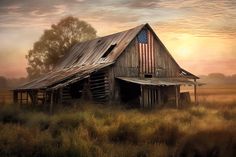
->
(13, 23, 199, 110)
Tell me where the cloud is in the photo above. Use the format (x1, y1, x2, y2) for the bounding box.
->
(0, 0, 235, 77)
(120, 0, 236, 38)
(0, 0, 235, 38)
(0, 0, 83, 29)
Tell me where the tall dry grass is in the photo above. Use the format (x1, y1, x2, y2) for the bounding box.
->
(0, 101, 235, 157)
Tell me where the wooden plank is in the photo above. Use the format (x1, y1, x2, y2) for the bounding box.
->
(140, 85, 143, 107)
(194, 79, 197, 104)
(13, 91, 18, 104)
(90, 82, 107, 87)
(175, 86, 179, 108)
(90, 79, 109, 83)
(144, 86, 147, 108)
(90, 85, 109, 90)
(26, 92, 28, 104)
(158, 88, 161, 105)
(148, 88, 151, 108)
(50, 92, 53, 114)
(92, 94, 108, 99)
(91, 90, 109, 94)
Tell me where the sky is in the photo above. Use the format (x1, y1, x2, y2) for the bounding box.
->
(0, 0, 235, 78)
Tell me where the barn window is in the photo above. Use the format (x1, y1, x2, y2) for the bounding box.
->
(144, 74, 152, 78)
(102, 44, 116, 58)
(138, 29, 148, 43)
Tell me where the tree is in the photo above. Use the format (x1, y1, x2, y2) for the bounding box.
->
(26, 16, 97, 79)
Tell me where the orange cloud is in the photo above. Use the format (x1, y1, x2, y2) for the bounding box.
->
(0, 0, 235, 78)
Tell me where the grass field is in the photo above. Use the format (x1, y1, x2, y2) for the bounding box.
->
(0, 84, 235, 156)
(0, 102, 235, 157)
(181, 84, 236, 103)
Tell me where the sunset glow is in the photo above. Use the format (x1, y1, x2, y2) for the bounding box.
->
(0, 0, 235, 78)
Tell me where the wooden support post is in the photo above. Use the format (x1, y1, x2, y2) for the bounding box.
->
(194, 79, 197, 105)
(175, 86, 179, 108)
(20, 92, 22, 105)
(28, 90, 37, 106)
(158, 87, 161, 106)
(28, 91, 33, 105)
(140, 85, 143, 108)
(26, 92, 28, 105)
(143, 86, 147, 108)
(50, 91, 54, 114)
(58, 88, 62, 105)
(13, 90, 18, 104)
(43, 91, 46, 105)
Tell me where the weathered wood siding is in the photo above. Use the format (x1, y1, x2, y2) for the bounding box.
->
(108, 26, 181, 101)
(108, 39, 138, 100)
(111, 26, 180, 78)
(153, 37, 180, 77)
(112, 39, 139, 77)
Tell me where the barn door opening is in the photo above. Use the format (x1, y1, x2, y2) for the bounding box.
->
(89, 71, 109, 102)
(69, 79, 85, 99)
(138, 28, 155, 77)
(119, 80, 141, 107)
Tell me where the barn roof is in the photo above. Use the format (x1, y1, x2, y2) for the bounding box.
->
(16, 24, 145, 90)
(15, 23, 198, 90)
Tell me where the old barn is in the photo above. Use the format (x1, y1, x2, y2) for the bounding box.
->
(13, 23, 199, 110)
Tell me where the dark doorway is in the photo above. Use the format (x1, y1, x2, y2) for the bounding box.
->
(119, 80, 140, 107)
(69, 79, 85, 99)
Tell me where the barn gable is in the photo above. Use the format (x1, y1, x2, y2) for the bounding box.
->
(112, 24, 183, 78)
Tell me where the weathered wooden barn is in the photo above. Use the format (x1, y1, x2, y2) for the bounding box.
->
(13, 23, 199, 110)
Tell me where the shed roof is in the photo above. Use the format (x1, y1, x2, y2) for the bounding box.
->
(116, 77, 199, 86)
(17, 62, 113, 90)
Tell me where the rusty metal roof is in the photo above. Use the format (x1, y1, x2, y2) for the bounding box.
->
(55, 24, 145, 70)
(116, 77, 199, 86)
(16, 24, 145, 90)
(15, 23, 199, 90)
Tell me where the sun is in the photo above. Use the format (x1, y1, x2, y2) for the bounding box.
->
(176, 45, 192, 59)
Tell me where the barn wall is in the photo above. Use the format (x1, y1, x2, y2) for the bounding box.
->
(112, 39, 139, 77)
(108, 26, 181, 102)
(153, 38, 180, 77)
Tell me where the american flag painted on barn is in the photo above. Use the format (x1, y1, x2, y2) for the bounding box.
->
(138, 29, 155, 76)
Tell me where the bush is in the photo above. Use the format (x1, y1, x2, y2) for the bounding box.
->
(175, 129, 236, 157)
(188, 106, 206, 118)
(49, 113, 84, 137)
(0, 124, 33, 156)
(25, 112, 51, 131)
(108, 122, 140, 144)
(219, 109, 236, 121)
(149, 123, 184, 146)
(0, 105, 25, 124)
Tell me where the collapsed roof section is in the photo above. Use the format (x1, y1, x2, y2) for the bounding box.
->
(17, 62, 113, 90)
